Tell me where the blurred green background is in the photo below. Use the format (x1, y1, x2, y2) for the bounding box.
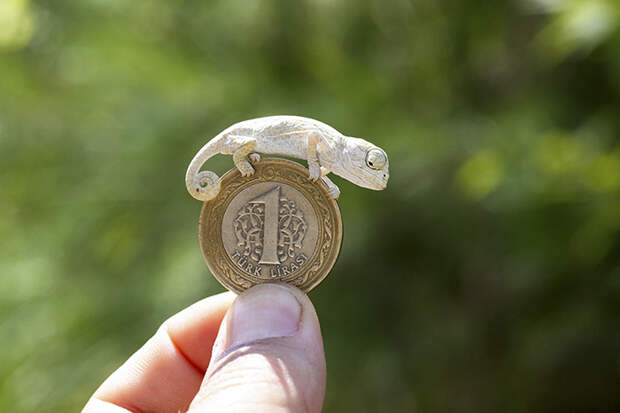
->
(2, 0, 620, 411)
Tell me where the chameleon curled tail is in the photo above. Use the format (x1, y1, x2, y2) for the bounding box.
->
(185, 139, 222, 201)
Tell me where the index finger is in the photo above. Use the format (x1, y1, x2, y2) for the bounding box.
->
(83, 291, 235, 413)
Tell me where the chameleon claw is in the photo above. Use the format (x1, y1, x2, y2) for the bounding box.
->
(308, 163, 321, 181)
(327, 186, 340, 199)
(248, 153, 261, 164)
(236, 160, 255, 177)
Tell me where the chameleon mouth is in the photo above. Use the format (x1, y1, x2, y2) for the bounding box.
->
(380, 174, 389, 189)
(370, 177, 388, 190)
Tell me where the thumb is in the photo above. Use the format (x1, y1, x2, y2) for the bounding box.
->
(188, 283, 326, 413)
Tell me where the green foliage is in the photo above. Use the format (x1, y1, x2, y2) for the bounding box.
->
(2, 0, 620, 411)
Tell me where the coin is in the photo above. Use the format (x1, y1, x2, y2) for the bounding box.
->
(199, 158, 343, 293)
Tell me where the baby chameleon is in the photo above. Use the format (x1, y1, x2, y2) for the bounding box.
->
(185, 115, 389, 200)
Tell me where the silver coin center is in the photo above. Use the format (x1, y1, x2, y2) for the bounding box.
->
(222, 182, 318, 280)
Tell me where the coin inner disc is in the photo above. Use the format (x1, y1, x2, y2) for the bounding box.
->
(221, 182, 319, 281)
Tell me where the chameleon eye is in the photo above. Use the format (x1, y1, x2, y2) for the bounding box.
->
(366, 148, 386, 170)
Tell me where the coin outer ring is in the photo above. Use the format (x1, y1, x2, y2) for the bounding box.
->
(198, 158, 343, 294)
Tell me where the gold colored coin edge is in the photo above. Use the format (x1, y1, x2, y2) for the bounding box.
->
(198, 158, 343, 294)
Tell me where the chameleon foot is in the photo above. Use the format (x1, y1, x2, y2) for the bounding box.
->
(235, 159, 255, 177)
(322, 175, 340, 199)
(248, 153, 261, 164)
(327, 185, 340, 199)
(308, 162, 321, 181)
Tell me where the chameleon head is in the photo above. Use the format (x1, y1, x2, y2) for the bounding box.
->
(340, 138, 389, 190)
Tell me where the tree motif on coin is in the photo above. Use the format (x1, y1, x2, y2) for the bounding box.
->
(232, 185, 307, 267)
(233, 203, 265, 262)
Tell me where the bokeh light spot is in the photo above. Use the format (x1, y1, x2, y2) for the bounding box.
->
(0, 0, 34, 51)
(456, 150, 504, 200)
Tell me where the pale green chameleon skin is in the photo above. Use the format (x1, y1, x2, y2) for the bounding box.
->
(186, 116, 389, 201)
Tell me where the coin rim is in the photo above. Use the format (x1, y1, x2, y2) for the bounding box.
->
(198, 158, 343, 293)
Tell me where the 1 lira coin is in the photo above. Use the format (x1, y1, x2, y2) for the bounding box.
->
(198, 158, 343, 293)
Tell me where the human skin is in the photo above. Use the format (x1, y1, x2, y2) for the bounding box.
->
(82, 284, 326, 413)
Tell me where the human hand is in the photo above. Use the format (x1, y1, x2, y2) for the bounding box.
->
(83, 284, 326, 412)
